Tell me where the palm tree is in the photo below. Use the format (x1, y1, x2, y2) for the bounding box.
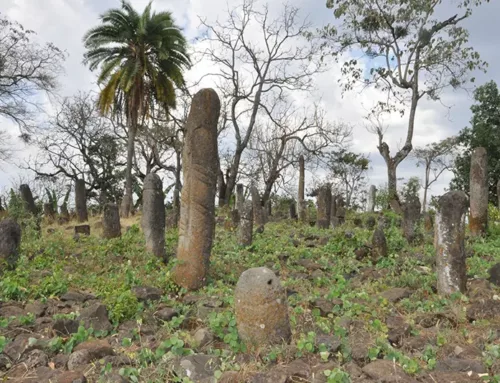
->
(83, 1, 191, 217)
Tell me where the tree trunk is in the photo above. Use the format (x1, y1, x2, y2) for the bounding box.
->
(223, 149, 243, 206)
(218, 169, 226, 207)
(298, 155, 306, 222)
(122, 121, 137, 218)
(387, 161, 402, 214)
(422, 165, 430, 214)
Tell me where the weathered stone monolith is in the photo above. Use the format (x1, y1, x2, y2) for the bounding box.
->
(423, 212, 434, 235)
(43, 203, 56, 222)
(75, 179, 88, 222)
(470, 147, 488, 237)
(236, 184, 244, 213)
(435, 191, 468, 295)
(367, 185, 376, 212)
(102, 203, 121, 239)
(289, 200, 297, 220)
(238, 201, 253, 246)
(235, 267, 291, 346)
(19, 184, 37, 215)
(372, 228, 388, 260)
(316, 185, 331, 229)
(298, 155, 306, 223)
(251, 186, 265, 226)
(402, 197, 421, 244)
(173, 89, 220, 290)
(142, 173, 165, 259)
(59, 204, 70, 224)
(335, 196, 346, 226)
(74, 225, 90, 240)
(0, 219, 21, 270)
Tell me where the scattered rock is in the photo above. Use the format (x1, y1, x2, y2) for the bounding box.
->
(78, 303, 112, 332)
(22, 349, 48, 369)
(466, 300, 500, 321)
(193, 328, 214, 349)
(380, 288, 413, 303)
(3, 334, 32, 361)
(362, 359, 417, 382)
(0, 304, 24, 318)
(67, 339, 114, 370)
(173, 354, 220, 383)
(24, 301, 47, 317)
(312, 298, 334, 317)
(435, 357, 486, 373)
(386, 315, 410, 345)
(131, 286, 162, 302)
(316, 334, 342, 353)
(51, 353, 69, 369)
(154, 307, 179, 322)
(61, 290, 94, 303)
(296, 259, 322, 271)
(55, 371, 88, 383)
(354, 246, 370, 261)
(488, 263, 500, 286)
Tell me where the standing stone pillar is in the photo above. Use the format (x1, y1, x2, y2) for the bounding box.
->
(470, 147, 488, 237)
(402, 197, 421, 244)
(173, 89, 220, 290)
(316, 185, 331, 229)
(335, 196, 346, 226)
(372, 228, 388, 260)
(0, 219, 21, 269)
(102, 203, 121, 239)
(19, 184, 37, 215)
(367, 185, 376, 212)
(142, 173, 166, 259)
(436, 191, 468, 295)
(236, 184, 244, 213)
(238, 201, 253, 246)
(75, 179, 88, 222)
(289, 200, 297, 220)
(298, 155, 307, 223)
(43, 203, 56, 222)
(251, 186, 265, 227)
(235, 267, 291, 346)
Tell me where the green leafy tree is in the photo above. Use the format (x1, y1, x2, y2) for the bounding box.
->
(83, 1, 191, 217)
(450, 81, 500, 204)
(328, 150, 370, 208)
(320, 0, 488, 212)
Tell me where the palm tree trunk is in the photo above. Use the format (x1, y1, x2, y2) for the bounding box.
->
(121, 121, 137, 218)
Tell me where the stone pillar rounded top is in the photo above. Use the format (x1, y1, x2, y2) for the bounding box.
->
(438, 190, 469, 215)
(235, 267, 291, 346)
(143, 172, 163, 191)
(235, 267, 282, 304)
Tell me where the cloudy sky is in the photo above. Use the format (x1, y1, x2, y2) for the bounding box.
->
(1, 0, 499, 201)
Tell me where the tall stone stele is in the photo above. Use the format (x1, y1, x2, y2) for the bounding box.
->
(0, 219, 21, 270)
(19, 184, 37, 215)
(141, 173, 166, 260)
(367, 185, 376, 212)
(75, 179, 88, 222)
(236, 184, 244, 213)
(297, 155, 307, 223)
(316, 185, 332, 229)
(497, 179, 500, 210)
(235, 267, 291, 347)
(102, 203, 121, 239)
(251, 186, 265, 227)
(402, 197, 421, 244)
(173, 89, 220, 290)
(435, 191, 468, 296)
(470, 147, 488, 237)
(238, 201, 253, 246)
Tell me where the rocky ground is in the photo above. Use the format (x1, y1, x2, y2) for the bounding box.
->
(1, 211, 500, 382)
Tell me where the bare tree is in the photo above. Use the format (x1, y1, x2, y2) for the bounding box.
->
(26, 92, 125, 204)
(198, 0, 324, 205)
(413, 136, 457, 212)
(248, 98, 351, 205)
(320, 0, 488, 212)
(0, 14, 65, 135)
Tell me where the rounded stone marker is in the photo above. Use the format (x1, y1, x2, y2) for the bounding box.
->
(102, 203, 121, 239)
(235, 267, 291, 347)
